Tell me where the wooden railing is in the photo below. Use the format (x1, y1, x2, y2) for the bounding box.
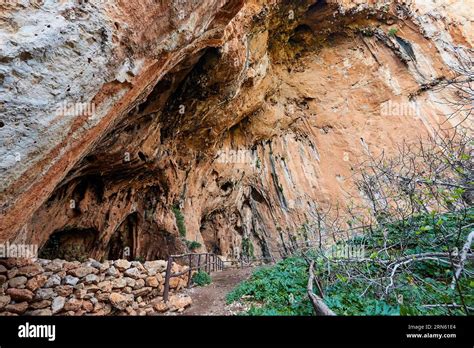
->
(162, 253, 273, 302)
(163, 253, 225, 302)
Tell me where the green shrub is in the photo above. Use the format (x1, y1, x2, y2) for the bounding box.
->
(172, 205, 186, 237)
(192, 271, 212, 286)
(185, 240, 201, 251)
(388, 28, 398, 36)
(227, 208, 474, 316)
(227, 258, 313, 315)
(242, 237, 254, 258)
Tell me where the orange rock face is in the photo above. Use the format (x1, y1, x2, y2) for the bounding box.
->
(0, 1, 471, 260)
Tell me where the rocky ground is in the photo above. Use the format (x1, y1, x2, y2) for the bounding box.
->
(175, 267, 255, 316)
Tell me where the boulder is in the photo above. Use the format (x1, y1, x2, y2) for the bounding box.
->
(67, 266, 98, 278)
(84, 284, 99, 293)
(132, 287, 152, 297)
(6, 302, 29, 314)
(144, 260, 167, 275)
(28, 309, 53, 316)
(96, 292, 111, 302)
(106, 266, 119, 277)
(0, 295, 11, 309)
(44, 274, 62, 288)
(35, 288, 55, 300)
(114, 260, 131, 272)
(64, 298, 83, 311)
(7, 269, 18, 279)
(64, 275, 79, 286)
(16, 264, 44, 277)
(0, 258, 32, 269)
(133, 278, 145, 290)
(112, 278, 127, 289)
(124, 267, 141, 279)
(8, 276, 28, 288)
(82, 300, 94, 312)
(145, 276, 159, 288)
(74, 289, 87, 299)
(55, 285, 73, 297)
(83, 274, 99, 285)
(153, 301, 168, 313)
(26, 275, 48, 291)
(63, 261, 80, 271)
(51, 296, 66, 314)
(44, 259, 65, 272)
(30, 300, 52, 309)
(97, 281, 112, 292)
(124, 277, 136, 288)
(109, 292, 132, 311)
(6, 288, 34, 302)
(168, 295, 192, 312)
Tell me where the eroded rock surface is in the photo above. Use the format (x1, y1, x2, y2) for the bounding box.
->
(0, 1, 472, 261)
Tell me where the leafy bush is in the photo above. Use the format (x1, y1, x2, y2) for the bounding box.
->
(242, 237, 254, 258)
(172, 205, 186, 237)
(185, 240, 202, 251)
(227, 209, 474, 316)
(192, 271, 212, 286)
(388, 28, 398, 36)
(227, 258, 313, 315)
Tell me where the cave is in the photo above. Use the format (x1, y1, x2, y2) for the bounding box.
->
(39, 227, 99, 261)
(106, 213, 137, 260)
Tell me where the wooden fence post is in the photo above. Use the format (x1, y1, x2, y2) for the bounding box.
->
(163, 256, 173, 302)
(187, 254, 192, 288)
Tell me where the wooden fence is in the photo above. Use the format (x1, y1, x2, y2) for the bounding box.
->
(162, 253, 273, 302)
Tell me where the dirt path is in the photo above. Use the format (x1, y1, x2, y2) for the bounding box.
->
(177, 267, 255, 315)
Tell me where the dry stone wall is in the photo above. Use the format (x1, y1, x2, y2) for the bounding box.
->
(0, 258, 192, 316)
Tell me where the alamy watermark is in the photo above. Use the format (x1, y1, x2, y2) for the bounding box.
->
(325, 242, 365, 260)
(380, 99, 421, 118)
(215, 149, 256, 165)
(55, 101, 96, 118)
(0, 242, 38, 258)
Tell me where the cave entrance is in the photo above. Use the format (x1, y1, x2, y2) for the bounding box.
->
(39, 227, 98, 261)
(106, 213, 137, 260)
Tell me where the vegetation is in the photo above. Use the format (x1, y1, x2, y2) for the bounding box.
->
(388, 28, 398, 36)
(192, 271, 212, 286)
(227, 209, 474, 315)
(229, 123, 473, 316)
(185, 240, 202, 251)
(227, 257, 313, 315)
(172, 205, 187, 237)
(242, 237, 255, 259)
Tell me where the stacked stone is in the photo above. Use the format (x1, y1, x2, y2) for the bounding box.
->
(0, 258, 192, 316)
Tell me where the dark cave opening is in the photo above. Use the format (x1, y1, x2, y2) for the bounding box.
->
(106, 213, 137, 260)
(39, 227, 99, 261)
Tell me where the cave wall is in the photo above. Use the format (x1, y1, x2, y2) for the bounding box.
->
(0, 1, 472, 261)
